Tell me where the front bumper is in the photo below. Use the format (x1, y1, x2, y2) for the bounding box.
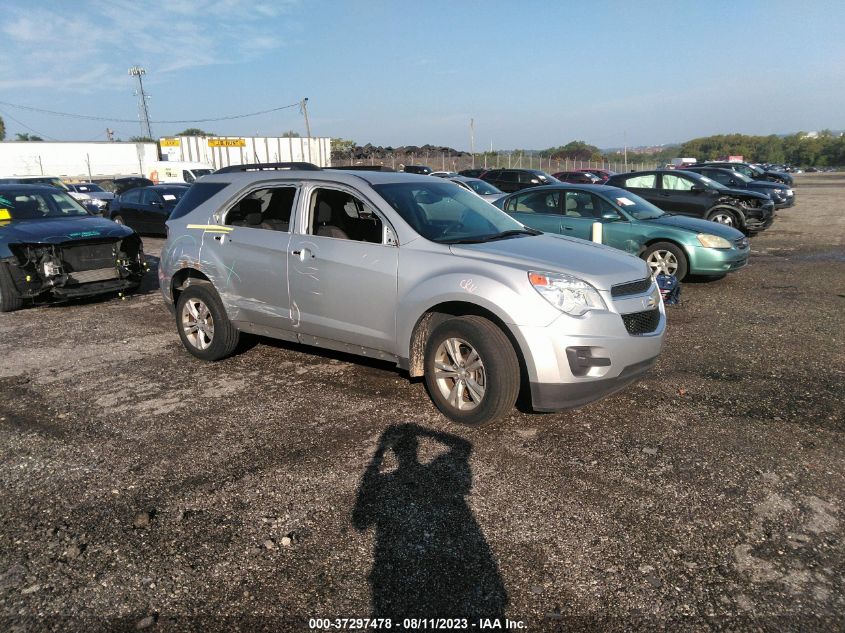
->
(512, 298, 666, 412)
(531, 355, 658, 410)
(687, 244, 749, 275)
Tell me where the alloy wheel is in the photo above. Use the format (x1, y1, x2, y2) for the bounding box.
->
(646, 250, 679, 276)
(433, 337, 486, 411)
(181, 298, 215, 350)
(710, 212, 734, 226)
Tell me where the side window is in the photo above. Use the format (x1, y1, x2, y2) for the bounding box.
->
(309, 188, 384, 244)
(485, 170, 500, 180)
(563, 191, 597, 218)
(500, 171, 518, 183)
(225, 186, 296, 232)
(662, 174, 695, 191)
(624, 174, 656, 189)
(706, 170, 731, 185)
(50, 193, 78, 214)
(518, 172, 538, 184)
(122, 189, 142, 203)
(591, 194, 621, 219)
(514, 190, 560, 213)
(141, 189, 162, 205)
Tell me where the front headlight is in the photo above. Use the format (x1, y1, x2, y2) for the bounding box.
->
(697, 233, 732, 249)
(528, 271, 606, 316)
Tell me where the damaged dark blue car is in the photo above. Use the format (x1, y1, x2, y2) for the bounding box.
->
(0, 184, 147, 312)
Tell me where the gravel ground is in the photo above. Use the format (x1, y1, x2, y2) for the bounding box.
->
(1, 173, 843, 632)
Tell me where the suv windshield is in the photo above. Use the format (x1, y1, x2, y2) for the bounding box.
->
(0, 190, 91, 219)
(374, 182, 534, 243)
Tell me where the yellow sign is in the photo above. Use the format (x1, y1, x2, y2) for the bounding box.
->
(160, 138, 181, 147)
(208, 138, 246, 147)
(0, 209, 10, 220)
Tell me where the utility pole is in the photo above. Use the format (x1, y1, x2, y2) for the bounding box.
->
(106, 128, 114, 141)
(623, 130, 628, 172)
(300, 97, 312, 138)
(128, 66, 152, 139)
(470, 118, 475, 168)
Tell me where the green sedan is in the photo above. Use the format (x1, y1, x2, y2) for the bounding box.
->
(495, 184, 750, 280)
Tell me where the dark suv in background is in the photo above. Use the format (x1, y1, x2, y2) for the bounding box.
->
(605, 170, 775, 235)
(480, 168, 558, 193)
(683, 166, 795, 209)
(702, 161, 793, 186)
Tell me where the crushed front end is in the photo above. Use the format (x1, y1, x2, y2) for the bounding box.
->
(2, 235, 147, 302)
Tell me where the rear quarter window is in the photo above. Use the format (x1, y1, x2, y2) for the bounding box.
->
(624, 174, 656, 188)
(169, 182, 228, 220)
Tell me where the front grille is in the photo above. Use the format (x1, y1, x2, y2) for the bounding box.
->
(68, 268, 119, 284)
(60, 242, 116, 272)
(611, 278, 652, 297)
(621, 308, 660, 335)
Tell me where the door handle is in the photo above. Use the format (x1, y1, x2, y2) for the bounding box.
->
(291, 248, 315, 260)
(213, 235, 223, 241)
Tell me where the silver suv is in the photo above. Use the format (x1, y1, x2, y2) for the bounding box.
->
(159, 163, 666, 425)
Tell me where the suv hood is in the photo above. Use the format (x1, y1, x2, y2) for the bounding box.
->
(0, 215, 135, 244)
(450, 234, 649, 291)
(748, 180, 788, 192)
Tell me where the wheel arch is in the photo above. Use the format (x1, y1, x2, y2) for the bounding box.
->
(170, 267, 213, 306)
(406, 301, 532, 395)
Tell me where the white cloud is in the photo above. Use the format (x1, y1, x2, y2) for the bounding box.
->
(0, 0, 300, 91)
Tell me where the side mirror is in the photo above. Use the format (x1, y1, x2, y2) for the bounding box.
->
(601, 211, 620, 221)
(690, 184, 704, 193)
(729, 179, 737, 186)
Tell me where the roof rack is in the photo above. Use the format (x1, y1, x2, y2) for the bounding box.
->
(215, 162, 321, 174)
(324, 165, 396, 172)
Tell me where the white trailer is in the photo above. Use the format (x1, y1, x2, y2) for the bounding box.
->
(0, 142, 160, 179)
(158, 136, 332, 169)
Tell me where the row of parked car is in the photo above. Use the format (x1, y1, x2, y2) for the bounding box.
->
(396, 160, 795, 281)
(0, 157, 797, 426)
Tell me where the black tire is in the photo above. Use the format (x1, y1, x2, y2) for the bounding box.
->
(642, 241, 689, 281)
(423, 315, 520, 425)
(175, 284, 239, 361)
(706, 206, 740, 230)
(0, 262, 24, 312)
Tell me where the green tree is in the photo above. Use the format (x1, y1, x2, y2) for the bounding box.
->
(175, 128, 213, 136)
(15, 133, 43, 141)
(0, 116, 5, 141)
(281, 130, 301, 138)
(129, 136, 155, 142)
(331, 138, 356, 155)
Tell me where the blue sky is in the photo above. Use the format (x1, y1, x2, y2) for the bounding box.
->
(0, 0, 843, 149)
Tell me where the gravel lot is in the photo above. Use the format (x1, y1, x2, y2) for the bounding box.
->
(1, 174, 843, 632)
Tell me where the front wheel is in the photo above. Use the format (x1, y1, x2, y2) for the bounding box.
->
(175, 284, 240, 361)
(707, 207, 739, 228)
(642, 242, 689, 281)
(423, 316, 520, 425)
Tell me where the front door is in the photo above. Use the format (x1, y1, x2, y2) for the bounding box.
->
(287, 185, 398, 352)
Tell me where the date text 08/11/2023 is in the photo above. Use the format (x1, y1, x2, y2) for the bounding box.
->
(308, 617, 527, 630)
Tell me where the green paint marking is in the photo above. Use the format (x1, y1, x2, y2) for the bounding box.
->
(67, 231, 101, 238)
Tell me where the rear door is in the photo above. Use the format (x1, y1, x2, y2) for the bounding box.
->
(115, 189, 143, 229)
(211, 185, 297, 328)
(140, 189, 170, 233)
(286, 184, 398, 353)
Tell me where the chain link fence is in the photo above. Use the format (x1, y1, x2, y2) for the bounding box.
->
(331, 152, 661, 174)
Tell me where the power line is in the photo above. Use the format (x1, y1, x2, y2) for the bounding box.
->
(0, 107, 57, 140)
(0, 99, 302, 125)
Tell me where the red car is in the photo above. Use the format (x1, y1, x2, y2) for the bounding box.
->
(577, 168, 616, 182)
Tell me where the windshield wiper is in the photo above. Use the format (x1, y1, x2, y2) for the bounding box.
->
(446, 228, 542, 244)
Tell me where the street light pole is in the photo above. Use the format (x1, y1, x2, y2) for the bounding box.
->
(128, 66, 152, 139)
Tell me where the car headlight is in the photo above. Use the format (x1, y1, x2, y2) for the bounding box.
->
(697, 233, 732, 249)
(528, 271, 606, 316)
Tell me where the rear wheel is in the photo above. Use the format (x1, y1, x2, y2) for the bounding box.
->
(423, 315, 520, 425)
(0, 262, 23, 312)
(642, 242, 688, 281)
(175, 284, 240, 361)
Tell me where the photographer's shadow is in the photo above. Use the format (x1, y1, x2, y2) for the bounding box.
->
(352, 423, 507, 621)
